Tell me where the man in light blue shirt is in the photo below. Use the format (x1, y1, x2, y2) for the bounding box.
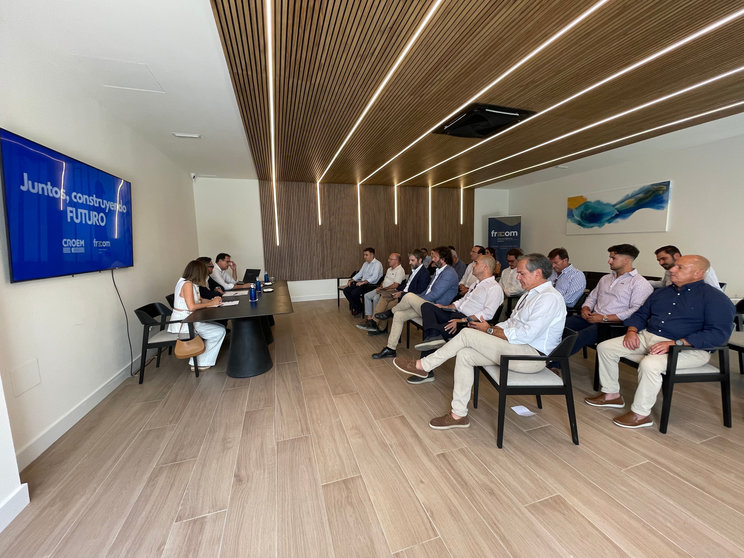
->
(343, 247, 383, 315)
(548, 247, 586, 307)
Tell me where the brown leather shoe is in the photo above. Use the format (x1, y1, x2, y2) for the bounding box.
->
(613, 411, 653, 429)
(393, 357, 428, 378)
(429, 413, 470, 430)
(584, 393, 625, 408)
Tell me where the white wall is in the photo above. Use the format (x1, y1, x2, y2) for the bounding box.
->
(193, 177, 265, 275)
(0, 24, 199, 517)
(473, 188, 509, 246)
(193, 178, 340, 301)
(498, 115, 744, 298)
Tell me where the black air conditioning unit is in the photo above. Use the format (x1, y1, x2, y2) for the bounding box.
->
(433, 103, 534, 139)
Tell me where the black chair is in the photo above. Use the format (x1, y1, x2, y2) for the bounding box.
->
(472, 328, 579, 448)
(165, 293, 175, 309)
(566, 291, 588, 317)
(728, 299, 744, 374)
(618, 343, 732, 433)
(337, 270, 358, 308)
(134, 303, 201, 384)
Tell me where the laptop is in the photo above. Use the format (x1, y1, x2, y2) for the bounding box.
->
(241, 268, 261, 284)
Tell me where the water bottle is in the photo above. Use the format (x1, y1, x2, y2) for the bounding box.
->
(256, 280, 262, 293)
(249, 283, 257, 301)
(264, 272, 270, 283)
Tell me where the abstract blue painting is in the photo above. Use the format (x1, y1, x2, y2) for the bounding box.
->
(567, 181, 670, 235)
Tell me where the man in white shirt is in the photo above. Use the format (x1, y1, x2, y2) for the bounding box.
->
(457, 245, 486, 296)
(650, 245, 722, 290)
(343, 247, 384, 315)
(210, 252, 250, 291)
(499, 248, 525, 297)
(393, 253, 566, 429)
(357, 253, 405, 330)
(407, 255, 504, 384)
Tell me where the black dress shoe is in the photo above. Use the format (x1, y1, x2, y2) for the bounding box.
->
(351, 308, 360, 316)
(368, 328, 386, 336)
(372, 347, 396, 359)
(374, 309, 394, 320)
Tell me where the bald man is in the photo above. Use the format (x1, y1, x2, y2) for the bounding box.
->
(586, 255, 735, 429)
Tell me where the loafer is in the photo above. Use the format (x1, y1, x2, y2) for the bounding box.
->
(372, 347, 396, 359)
(393, 357, 428, 378)
(584, 393, 625, 408)
(414, 336, 446, 351)
(613, 411, 653, 429)
(429, 413, 470, 430)
(368, 328, 386, 336)
(374, 309, 394, 320)
(407, 371, 435, 384)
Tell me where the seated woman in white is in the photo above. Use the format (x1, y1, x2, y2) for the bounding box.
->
(168, 260, 226, 371)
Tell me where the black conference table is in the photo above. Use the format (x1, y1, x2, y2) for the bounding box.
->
(184, 280, 293, 378)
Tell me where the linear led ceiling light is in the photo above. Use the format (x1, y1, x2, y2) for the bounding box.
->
(434, 65, 744, 188)
(316, 182, 322, 225)
(428, 186, 432, 242)
(359, 0, 611, 185)
(400, 7, 744, 188)
(464, 100, 744, 188)
(394, 183, 398, 225)
(357, 183, 362, 244)
(265, 0, 279, 245)
(316, 0, 444, 184)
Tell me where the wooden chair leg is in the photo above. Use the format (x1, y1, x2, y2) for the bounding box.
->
(193, 356, 200, 378)
(156, 347, 163, 368)
(565, 390, 579, 445)
(722, 375, 732, 428)
(593, 354, 600, 391)
(138, 347, 147, 384)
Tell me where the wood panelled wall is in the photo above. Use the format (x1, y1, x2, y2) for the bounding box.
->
(259, 181, 474, 281)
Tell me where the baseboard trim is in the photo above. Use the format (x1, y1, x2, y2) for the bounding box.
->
(289, 293, 337, 302)
(0, 482, 29, 533)
(15, 361, 135, 471)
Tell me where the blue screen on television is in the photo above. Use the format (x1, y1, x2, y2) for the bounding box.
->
(0, 129, 134, 282)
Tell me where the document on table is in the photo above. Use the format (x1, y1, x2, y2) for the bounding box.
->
(222, 291, 247, 297)
(219, 301, 240, 306)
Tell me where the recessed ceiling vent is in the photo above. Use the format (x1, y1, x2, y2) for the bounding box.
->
(433, 103, 535, 139)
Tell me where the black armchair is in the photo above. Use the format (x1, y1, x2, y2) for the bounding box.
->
(472, 328, 579, 448)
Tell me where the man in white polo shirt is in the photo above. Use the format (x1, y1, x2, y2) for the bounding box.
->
(210, 252, 250, 291)
(393, 253, 566, 429)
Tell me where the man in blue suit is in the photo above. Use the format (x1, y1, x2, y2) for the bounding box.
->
(372, 246, 459, 359)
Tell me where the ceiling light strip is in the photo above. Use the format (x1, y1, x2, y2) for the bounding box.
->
(463, 100, 744, 189)
(399, 8, 744, 188)
(357, 183, 362, 244)
(316, 182, 322, 225)
(435, 65, 744, 188)
(428, 186, 432, 242)
(359, 0, 611, 185)
(459, 187, 463, 225)
(394, 183, 398, 225)
(265, 0, 279, 245)
(317, 0, 445, 184)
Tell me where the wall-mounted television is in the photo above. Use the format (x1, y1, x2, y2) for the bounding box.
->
(0, 129, 134, 282)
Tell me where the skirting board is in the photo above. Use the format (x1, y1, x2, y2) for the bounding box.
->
(0, 482, 29, 533)
(14, 359, 136, 472)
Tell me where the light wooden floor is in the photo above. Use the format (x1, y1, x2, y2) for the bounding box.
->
(3, 298, 744, 558)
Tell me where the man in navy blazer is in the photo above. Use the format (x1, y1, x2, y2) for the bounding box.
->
(372, 246, 459, 359)
(363, 249, 431, 336)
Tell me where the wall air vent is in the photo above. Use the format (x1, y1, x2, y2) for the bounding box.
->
(433, 103, 535, 139)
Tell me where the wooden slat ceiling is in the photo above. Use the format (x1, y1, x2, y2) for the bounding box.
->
(211, 0, 744, 188)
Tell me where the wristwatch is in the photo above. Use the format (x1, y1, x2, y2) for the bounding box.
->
(675, 339, 685, 346)
(602, 315, 608, 322)
(487, 327, 494, 335)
